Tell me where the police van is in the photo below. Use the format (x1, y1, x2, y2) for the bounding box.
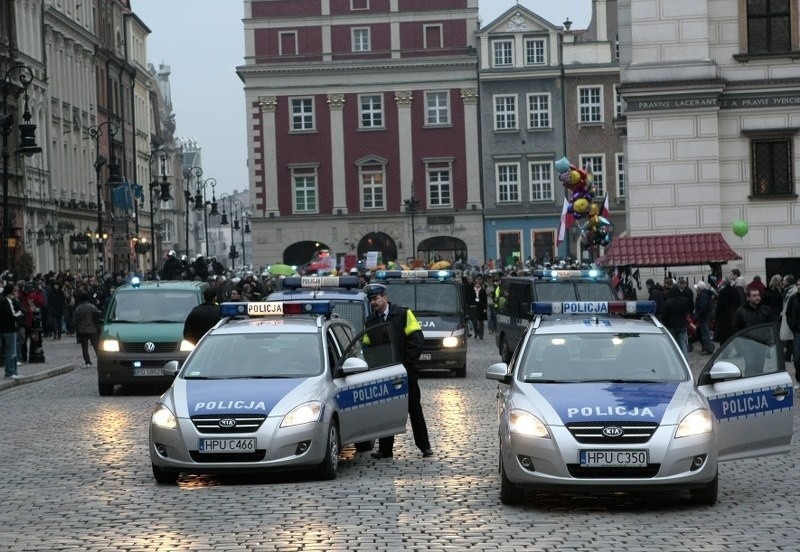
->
(375, 270, 467, 377)
(495, 269, 615, 363)
(266, 275, 370, 332)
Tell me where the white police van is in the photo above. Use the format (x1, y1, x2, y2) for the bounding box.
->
(487, 300, 793, 505)
(149, 300, 408, 482)
(376, 270, 468, 377)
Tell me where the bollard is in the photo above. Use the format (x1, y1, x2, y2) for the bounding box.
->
(28, 311, 45, 363)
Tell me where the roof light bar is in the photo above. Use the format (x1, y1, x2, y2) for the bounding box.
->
(219, 300, 334, 318)
(282, 276, 360, 290)
(375, 269, 454, 281)
(531, 301, 657, 315)
(533, 269, 604, 280)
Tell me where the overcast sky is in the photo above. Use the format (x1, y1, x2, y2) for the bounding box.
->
(131, 0, 592, 198)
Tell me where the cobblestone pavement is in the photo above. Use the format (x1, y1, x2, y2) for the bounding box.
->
(1, 335, 799, 551)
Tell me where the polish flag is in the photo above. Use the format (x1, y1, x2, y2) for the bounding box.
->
(557, 197, 575, 245)
(601, 193, 611, 219)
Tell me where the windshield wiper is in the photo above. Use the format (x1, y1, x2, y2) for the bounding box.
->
(145, 319, 180, 323)
(522, 378, 562, 383)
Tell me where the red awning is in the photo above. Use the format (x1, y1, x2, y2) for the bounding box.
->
(596, 232, 742, 267)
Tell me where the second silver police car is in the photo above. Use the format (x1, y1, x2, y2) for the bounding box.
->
(149, 300, 408, 483)
(487, 300, 794, 505)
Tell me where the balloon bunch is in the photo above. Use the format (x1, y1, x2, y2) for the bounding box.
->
(555, 156, 613, 247)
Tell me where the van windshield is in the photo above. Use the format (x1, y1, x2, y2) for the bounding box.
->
(384, 283, 461, 315)
(109, 290, 199, 323)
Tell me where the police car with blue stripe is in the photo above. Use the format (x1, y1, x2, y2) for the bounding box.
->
(149, 300, 408, 483)
(487, 300, 794, 505)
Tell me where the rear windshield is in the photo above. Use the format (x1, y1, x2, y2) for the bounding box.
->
(534, 281, 615, 301)
(109, 290, 199, 323)
(330, 300, 366, 333)
(384, 283, 462, 315)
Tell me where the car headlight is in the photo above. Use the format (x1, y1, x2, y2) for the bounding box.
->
(151, 404, 178, 430)
(442, 336, 459, 348)
(179, 340, 195, 352)
(281, 401, 323, 428)
(675, 408, 713, 438)
(100, 339, 119, 352)
(508, 410, 550, 438)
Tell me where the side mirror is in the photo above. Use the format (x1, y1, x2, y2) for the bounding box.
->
(162, 360, 180, 377)
(340, 357, 369, 376)
(708, 361, 742, 381)
(486, 362, 512, 384)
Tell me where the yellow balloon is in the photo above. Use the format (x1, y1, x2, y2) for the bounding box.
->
(569, 170, 581, 185)
(573, 198, 590, 214)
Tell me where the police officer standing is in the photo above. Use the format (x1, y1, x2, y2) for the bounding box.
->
(161, 250, 183, 280)
(363, 283, 433, 459)
(182, 289, 222, 346)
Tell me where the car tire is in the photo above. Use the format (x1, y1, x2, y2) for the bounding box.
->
(499, 457, 525, 505)
(98, 382, 114, 396)
(355, 440, 374, 452)
(500, 339, 512, 364)
(454, 365, 467, 378)
(152, 463, 179, 485)
(689, 471, 718, 505)
(315, 421, 340, 481)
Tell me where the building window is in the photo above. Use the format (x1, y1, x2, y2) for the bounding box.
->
(279, 31, 298, 56)
(496, 163, 520, 203)
(425, 91, 449, 126)
(427, 166, 452, 207)
(352, 28, 371, 52)
(290, 98, 315, 131)
(613, 85, 624, 118)
(492, 40, 513, 66)
(360, 166, 385, 209)
(616, 153, 625, 198)
(578, 86, 603, 124)
(527, 93, 550, 128)
(747, 0, 791, 53)
(752, 138, 793, 196)
(359, 94, 383, 128)
(424, 24, 443, 49)
(528, 161, 553, 201)
(351, 0, 369, 10)
(579, 155, 605, 196)
(525, 38, 546, 65)
(292, 169, 318, 213)
(494, 95, 517, 130)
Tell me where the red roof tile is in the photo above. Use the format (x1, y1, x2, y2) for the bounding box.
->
(597, 233, 742, 267)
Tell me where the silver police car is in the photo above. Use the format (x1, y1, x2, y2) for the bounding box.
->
(487, 300, 794, 505)
(149, 300, 409, 483)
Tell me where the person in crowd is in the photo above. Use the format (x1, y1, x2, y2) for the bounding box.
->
(48, 281, 67, 340)
(714, 274, 742, 345)
(662, 279, 692, 356)
(748, 275, 767, 299)
(645, 278, 665, 321)
(485, 274, 497, 335)
(784, 283, 800, 384)
(734, 286, 777, 376)
(160, 250, 183, 280)
(1, 283, 24, 379)
(763, 275, 784, 315)
(469, 274, 488, 340)
(228, 288, 247, 302)
(693, 281, 715, 355)
(780, 275, 797, 362)
(730, 268, 747, 304)
(677, 277, 695, 311)
(72, 293, 101, 369)
(182, 288, 221, 346)
(363, 283, 433, 460)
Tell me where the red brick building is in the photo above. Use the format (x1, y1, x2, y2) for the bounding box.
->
(238, 0, 483, 269)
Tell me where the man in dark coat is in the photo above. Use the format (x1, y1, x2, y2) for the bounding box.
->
(161, 250, 183, 280)
(1, 284, 24, 379)
(714, 275, 742, 345)
(182, 289, 221, 345)
(734, 286, 776, 375)
(662, 280, 692, 355)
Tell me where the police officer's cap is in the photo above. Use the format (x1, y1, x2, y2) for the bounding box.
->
(364, 283, 387, 298)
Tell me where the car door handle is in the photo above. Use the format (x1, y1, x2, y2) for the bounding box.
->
(392, 378, 404, 388)
(772, 388, 790, 399)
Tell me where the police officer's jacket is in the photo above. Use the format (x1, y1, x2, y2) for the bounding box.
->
(364, 302, 424, 373)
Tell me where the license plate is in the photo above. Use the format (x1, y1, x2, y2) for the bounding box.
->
(579, 450, 648, 467)
(133, 368, 163, 377)
(198, 438, 256, 453)
(419, 353, 432, 361)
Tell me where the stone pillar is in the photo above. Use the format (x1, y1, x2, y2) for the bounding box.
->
(328, 94, 347, 214)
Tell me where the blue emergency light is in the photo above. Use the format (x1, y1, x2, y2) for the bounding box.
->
(130, 276, 141, 288)
(219, 300, 334, 318)
(531, 301, 657, 315)
(533, 269, 603, 280)
(282, 276, 360, 290)
(375, 269, 454, 281)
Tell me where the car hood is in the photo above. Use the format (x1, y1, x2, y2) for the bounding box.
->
(173, 377, 312, 418)
(529, 382, 685, 425)
(102, 322, 184, 342)
(415, 313, 464, 337)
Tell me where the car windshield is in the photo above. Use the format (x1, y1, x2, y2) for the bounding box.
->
(518, 332, 688, 383)
(109, 290, 199, 322)
(182, 333, 323, 378)
(534, 281, 614, 301)
(384, 283, 461, 314)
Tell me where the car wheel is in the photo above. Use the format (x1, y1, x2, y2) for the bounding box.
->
(499, 456, 525, 505)
(98, 382, 114, 396)
(315, 421, 340, 480)
(689, 471, 718, 505)
(454, 365, 467, 378)
(500, 339, 512, 364)
(152, 463, 178, 485)
(355, 440, 374, 452)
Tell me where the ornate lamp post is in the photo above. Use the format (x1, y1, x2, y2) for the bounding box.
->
(148, 148, 172, 275)
(240, 211, 250, 268)
(403, 193, 419, 262)
(182, 166, 202, 258)
(219, 194, 241, 270)
(2, 62, 42, 271)
(195, 177, 216, 257)
(88, 120, 120, 276)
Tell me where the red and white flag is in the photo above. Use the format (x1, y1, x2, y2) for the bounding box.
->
(601, 193, 611, 219)
(557, 197, 575, 245)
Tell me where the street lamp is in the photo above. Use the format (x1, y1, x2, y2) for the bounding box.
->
(240, 211, 250, 268)
(182, 166, 202, 258)
(403, 193, 419, 262)
(2, 62, 42, 271)
(88, 120, 120, 276)
(219, 194, 240, 270)
(148, 148, 172, 275)
(195, 177, 216, 257)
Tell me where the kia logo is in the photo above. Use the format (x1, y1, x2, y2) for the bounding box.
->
(602, 426, 624, 437)
(219, 418, 236, 428)
(144, 342, 156, 352)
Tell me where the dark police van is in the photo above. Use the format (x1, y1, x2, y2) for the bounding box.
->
(495, 269, 616, 362)
(376, 270, 467, 377)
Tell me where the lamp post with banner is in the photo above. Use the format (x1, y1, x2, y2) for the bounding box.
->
(148, 148, 172, 275)
(88, 120, 120, 276)
(182, 166, 202, 258)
